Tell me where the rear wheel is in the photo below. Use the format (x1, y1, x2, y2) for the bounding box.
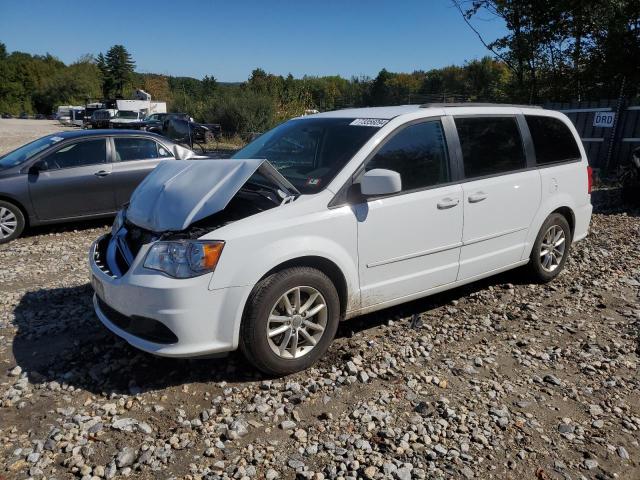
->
(526, 213, 571, 282)
(240, 267, 340, 376)
(0, 200, 25, 244)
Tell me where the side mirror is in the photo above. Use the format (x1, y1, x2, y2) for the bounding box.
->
(360, 169, 402, 196)
(172, 144, 196, 160)
(28, 160, 47, 174)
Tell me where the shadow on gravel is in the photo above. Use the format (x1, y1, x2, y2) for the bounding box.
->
(11, 284, 266, 394)
(591, 187, 639, 217)
(335, 268, 527, 342)
(12, 267, 528, 393)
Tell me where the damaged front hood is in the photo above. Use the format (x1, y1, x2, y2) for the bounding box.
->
(126, 158, 297, 232)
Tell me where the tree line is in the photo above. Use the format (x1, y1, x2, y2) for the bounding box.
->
(0, 0, 637, 134)
(453, 0, 640, 103)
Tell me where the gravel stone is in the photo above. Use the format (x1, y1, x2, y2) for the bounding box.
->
(0, 176, 638, 479)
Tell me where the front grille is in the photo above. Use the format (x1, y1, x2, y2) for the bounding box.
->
(98, 224, 156, 278)
(97, 297, 179, 344)
(94, 236, 116, 278)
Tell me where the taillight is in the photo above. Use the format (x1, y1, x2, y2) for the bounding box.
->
(587, 166, 593, 194)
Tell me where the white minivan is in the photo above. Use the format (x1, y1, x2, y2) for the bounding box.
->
(90, 104, 593, 375)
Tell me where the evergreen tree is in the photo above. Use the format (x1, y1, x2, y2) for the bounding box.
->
(98, 45, 135, 98)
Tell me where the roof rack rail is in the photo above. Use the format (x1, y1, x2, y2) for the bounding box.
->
(419, 102, 542, 109)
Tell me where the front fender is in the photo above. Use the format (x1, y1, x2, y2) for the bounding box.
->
(209, 233, 360, 309)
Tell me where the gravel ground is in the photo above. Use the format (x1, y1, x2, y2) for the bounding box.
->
(0, 119, 75, 155)
(0, 125, 639, 479)
(0, 196, 638, 480)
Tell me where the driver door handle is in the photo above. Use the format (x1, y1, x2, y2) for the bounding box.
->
(437, 198, 460, 209)
(468, 192, 488, 203)
(94, 170, 111, 177)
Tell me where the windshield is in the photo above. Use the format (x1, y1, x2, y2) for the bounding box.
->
(232, 117, 380, 194)
(116, 111, 139, 119)
(0, 134, 65, 169)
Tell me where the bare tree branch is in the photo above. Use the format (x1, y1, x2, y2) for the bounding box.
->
(451, 0, 518, 74)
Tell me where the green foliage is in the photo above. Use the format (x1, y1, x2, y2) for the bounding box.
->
(454, 0, 640, 101)
(33, 57, 101, 113)
(97, 45, 136, 98)
(205, 90, 276, 134)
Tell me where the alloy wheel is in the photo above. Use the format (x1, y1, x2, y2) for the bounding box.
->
(0, 207, 17, 239)
(540, 225, 566, 272)
(266, 286, 327, 359)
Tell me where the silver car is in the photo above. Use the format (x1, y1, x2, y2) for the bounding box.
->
(0, 130, 182, 243)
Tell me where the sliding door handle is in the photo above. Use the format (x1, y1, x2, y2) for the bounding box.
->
(468, 192, 487, 203)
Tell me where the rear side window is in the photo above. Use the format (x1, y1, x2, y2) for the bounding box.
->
(525, 115, 581, 164)
(455, 117, 525, 178)
(114, 138, 169, 161)
(366, 120, 450, 191)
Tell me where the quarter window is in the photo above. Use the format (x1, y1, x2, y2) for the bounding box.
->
(366, 120, 450, 191)
(43, 139, 107, 169)
(455, 117, 526, 178)
(114, 138, 169, 161)
(525, 115, 581, 164)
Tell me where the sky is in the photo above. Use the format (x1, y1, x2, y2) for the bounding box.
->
(0, 0, 508, 82)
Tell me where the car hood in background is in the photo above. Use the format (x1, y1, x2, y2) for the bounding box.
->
(126, 158, 298, 232)
(110, 118, 140, 124)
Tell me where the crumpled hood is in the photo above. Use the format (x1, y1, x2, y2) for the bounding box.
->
(126, 159, 265, 232)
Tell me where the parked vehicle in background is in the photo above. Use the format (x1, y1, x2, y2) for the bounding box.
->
(621, 146, 640, 205)
(0, 130, 191, 243)
(2, 113, 13, 119)
(90, 104, 593, 375)
(163, 116, 220, 146)
(83, 102, 107, 127)
(70, 108, 86, 127)
(91, 109, 117, 129)
(129, 112, 190, 133)
(109, 110, 145, 128)
(19, 112, 30, 119)
(35, 113, 46, 120)
(56, 105, 82, 125)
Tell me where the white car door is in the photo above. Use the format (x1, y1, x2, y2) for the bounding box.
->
(453, 115, 541, 280)
(356, 119, 463, 308)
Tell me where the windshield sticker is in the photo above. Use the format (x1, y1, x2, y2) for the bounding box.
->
(350, 118, 389, 127)
(306, 178, 321, 187)
(50, 136, 64, 142)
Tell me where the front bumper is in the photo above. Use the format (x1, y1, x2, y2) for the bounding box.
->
(89, 235, 248, 357)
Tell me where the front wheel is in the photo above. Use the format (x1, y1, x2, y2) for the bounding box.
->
(526, 213, 572, 282)
(0, 200, 25, 244)
(240, 267, 340, 376)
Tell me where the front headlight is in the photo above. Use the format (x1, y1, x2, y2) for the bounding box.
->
(111, 209, 125, 236)
(143, 240, 224, 278)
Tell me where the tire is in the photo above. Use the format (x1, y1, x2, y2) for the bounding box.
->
(240, 267, 340, 376)
(526, 213, 572, 283)
(0, 200, 25, 244)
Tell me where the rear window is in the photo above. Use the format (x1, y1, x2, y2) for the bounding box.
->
(525, 115, 581, 165)
(455, 116, 526, 178)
